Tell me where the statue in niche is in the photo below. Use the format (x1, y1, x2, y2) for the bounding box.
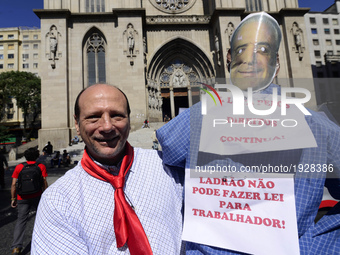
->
(126, 23, 135, 56)
(143, 37, 147, 66)
(128, 31, 135, 55)
(46, 25, 61, 69)
(148, 90, 153, 109)
(291, 22, 304, 60)
(152, 90, 157, 109)
(225, 22, 234, 48)
(158, 97, 163, 111)
(143, 37, 147, 55)
(50, 29, 57, 60)
(214, 34, 221, 66)
(214, 35, 220, 53)
(157, 91, 163, 111)
(124, 23, 138, 65)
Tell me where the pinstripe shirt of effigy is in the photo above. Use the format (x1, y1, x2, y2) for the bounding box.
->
(31, 148, 184, 255)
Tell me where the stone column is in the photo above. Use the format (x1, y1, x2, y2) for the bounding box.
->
(170, 87, 175, 118)
(188, 86, 192, 107)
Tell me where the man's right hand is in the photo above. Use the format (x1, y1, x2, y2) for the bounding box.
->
(11, 199, 17, 208)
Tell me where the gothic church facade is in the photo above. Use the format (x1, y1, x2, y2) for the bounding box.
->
(35, 0, 315, 149)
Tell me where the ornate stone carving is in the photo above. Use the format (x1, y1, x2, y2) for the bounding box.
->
(160, 63, 198, 88)
(143, 37, 147, 67)
(147, 87, 163, 111)
(172, 70, 187, 87)
(146, 15, 210, 25)
(214, 34, 221, 66)
(149, 0, 196, 14)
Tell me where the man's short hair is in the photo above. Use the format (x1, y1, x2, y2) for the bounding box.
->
(24, 147, 40, 161)
(74, 84, 131, 121)
(230, 12, 282, 55)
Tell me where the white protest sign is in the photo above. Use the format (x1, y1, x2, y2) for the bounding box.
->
(182, 171, 300, 255)
(199, 92, 317, 155)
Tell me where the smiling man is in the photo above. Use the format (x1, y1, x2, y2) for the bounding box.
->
(31, 84, 184, 254)
(74, 84, 130, 165)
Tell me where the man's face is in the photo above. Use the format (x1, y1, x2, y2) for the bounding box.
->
(75, 85, 130, 165)
(230, 21, 277, 91)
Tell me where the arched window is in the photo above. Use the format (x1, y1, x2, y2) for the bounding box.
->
(85, 32, 106, 86)
(246, 0, 263, 11)
(85, 0, 105, 12)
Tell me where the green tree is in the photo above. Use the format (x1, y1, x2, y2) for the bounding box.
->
(0, 125, 11, 144)
(0, 71, 41, 140)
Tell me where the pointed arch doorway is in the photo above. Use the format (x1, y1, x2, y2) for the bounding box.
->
(147, 38, 215, 121)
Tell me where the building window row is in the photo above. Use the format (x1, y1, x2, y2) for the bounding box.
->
(23, 34, 39, 40)
(315, 50, 337, 58)
(311, 28, 340, 35)
(0, 53, 39, 60)
(309, 17, 339, 25)
(313, 39, 340, 46)
(22, 63, 38, 69)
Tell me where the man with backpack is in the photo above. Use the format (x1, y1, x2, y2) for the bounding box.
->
(10, 147, 48, 254)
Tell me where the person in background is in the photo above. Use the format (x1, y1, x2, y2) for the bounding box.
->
(42, 141, 53, 155)
(163, 114, 170, 123)
(50, 151, 61, 168)
(142, 119, 150, 128)
(61, 149, 71, 167)
(11, 147, 48, 254)
(0, 148, 8, 189)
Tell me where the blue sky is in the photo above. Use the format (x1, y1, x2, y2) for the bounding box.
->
(298, 0, 335, 12)
(0, 0, 336, 28)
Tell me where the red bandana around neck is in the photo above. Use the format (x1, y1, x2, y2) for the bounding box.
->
(81, 142, 153, 255)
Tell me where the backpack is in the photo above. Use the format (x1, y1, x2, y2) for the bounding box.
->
(16, 162, 44, 196)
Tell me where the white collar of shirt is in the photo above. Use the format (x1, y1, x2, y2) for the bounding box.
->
(88, 154, 122, 176)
